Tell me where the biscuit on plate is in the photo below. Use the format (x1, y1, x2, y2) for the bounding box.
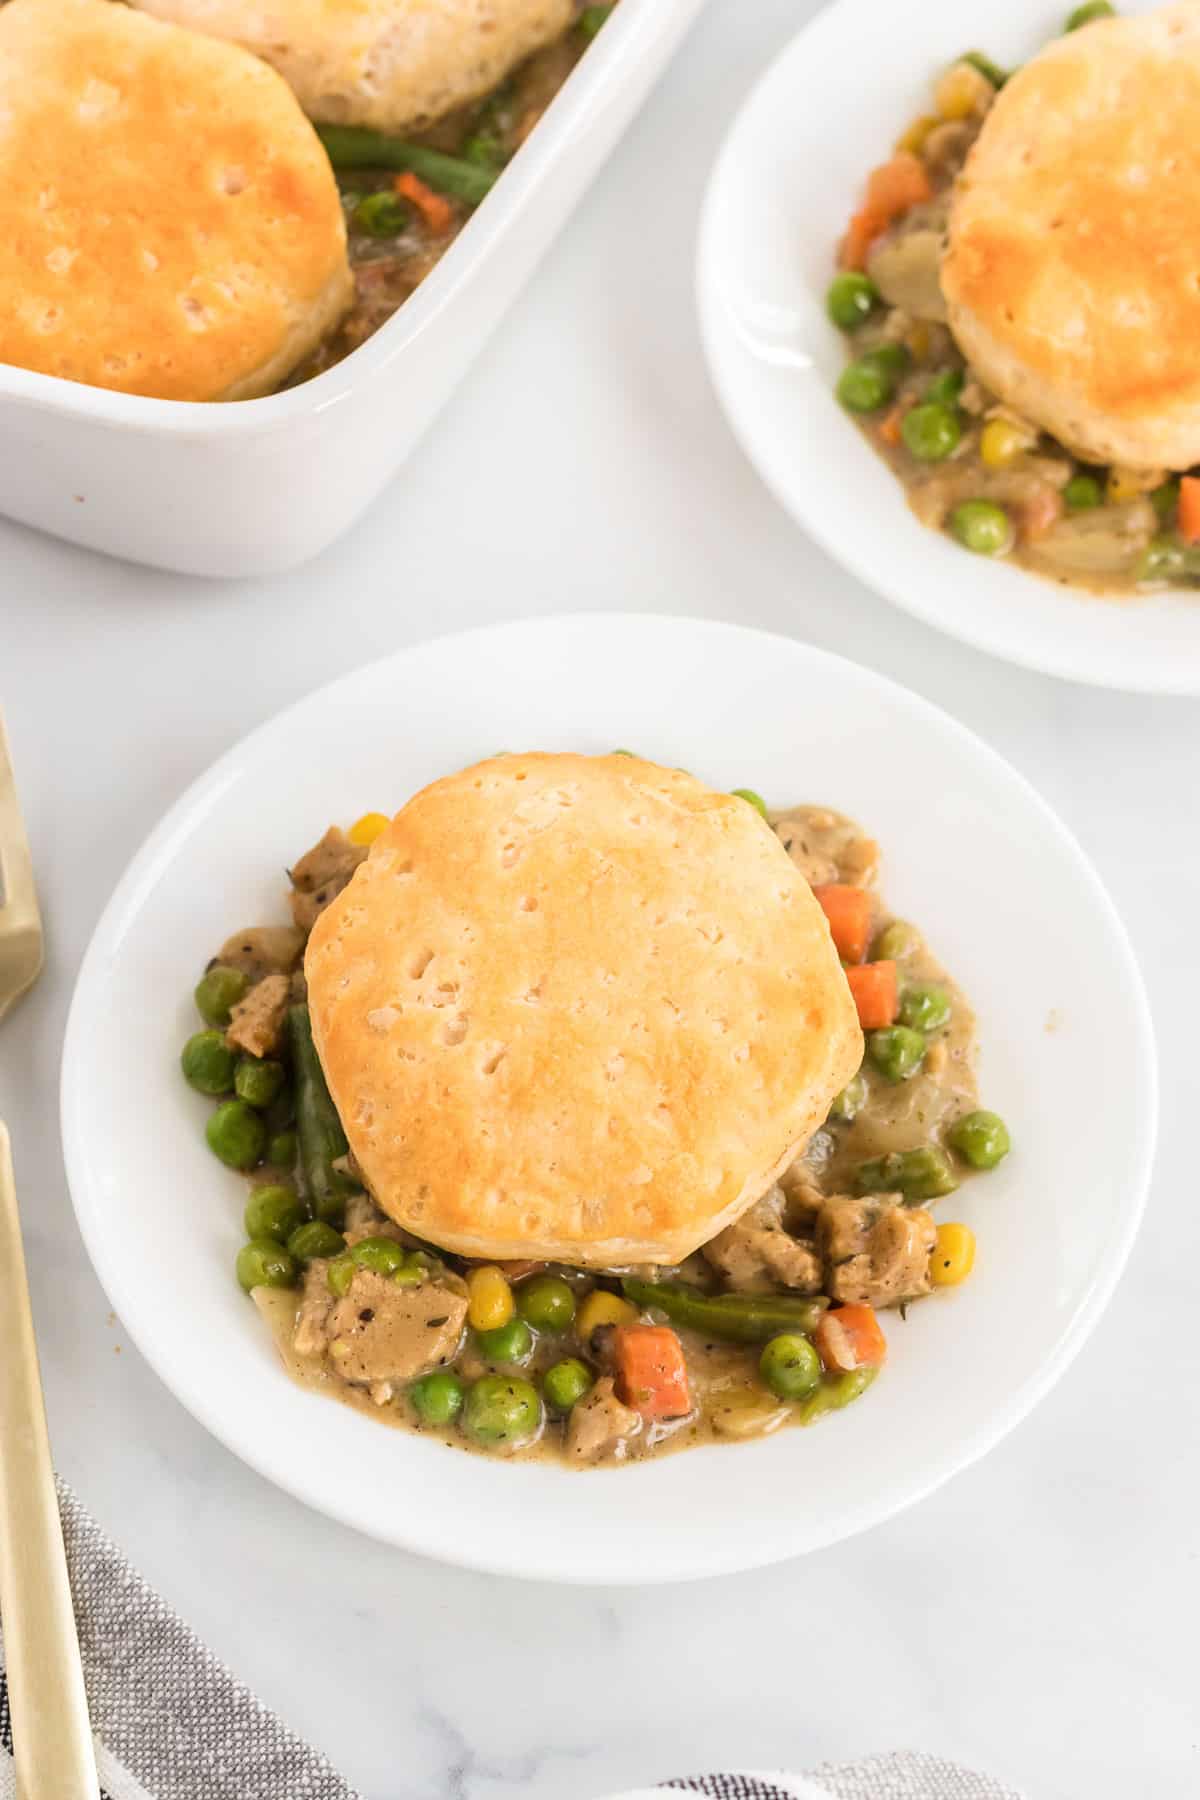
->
(305, 754, 863, 1267)
(132, 0, 574, 133)
(0, 0, 351, 401)
(943, 1, 1200, 470)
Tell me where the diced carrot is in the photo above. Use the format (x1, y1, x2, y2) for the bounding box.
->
(839, 207, 886, 271)
(814, 883, 872, 964)
(816, 1304, 888, 1374)
(1179, 475, 1200, 544)
(611, 1324, 691, 1421)
(844, 959, 898, 1030)
(839, 153, 932, 270)
(394, 171, 455, 235)
(878, 405, 904, 447)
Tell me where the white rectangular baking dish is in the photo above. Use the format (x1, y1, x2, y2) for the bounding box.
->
(0, 0, 705, 577)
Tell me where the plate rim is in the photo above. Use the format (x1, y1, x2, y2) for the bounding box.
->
(694, 0, 1200, 696)
(59, 613, 1160, 1581)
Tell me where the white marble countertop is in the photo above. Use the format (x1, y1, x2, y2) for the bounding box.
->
(2, 2, 1196, 1795)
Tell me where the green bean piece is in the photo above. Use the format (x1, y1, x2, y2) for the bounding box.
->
(621, 1278, 826, 1343)
(871, 919, 919, 961)
(410, 1370, 466, 1425)
(516, 1274, 576, 1333)
(288, 1003, 358, 1226)
(924, 368, 965, 407)
(867, 1025, 926, 1083)
(1065, 1, 1115, 28)
(463, 1375, 542, 1447)
(1063, 473, 1103, 511)
(234, 1057, 286, 1110)
(266, 1129, 298, 1170)
(477, 1318, 535, 1366)
(543, 1358, 593, 1414)
(1151, 479, 1180, 526)
(236, 1237, 298, 1294)
(898, 984, 951, 1033)
(947, 1109, 1011, 1170)
(730, 787, 769, 818)
(287, 1220, 347, 1262)
(902, 402, 962, 463)
(194, 965, 248, 1029)
(352, 191, 410, 237)
(797, 1366, 877, 1425)
(244, 1185, 305, 1243)
(950, 500, 1014, 556)
(578, 4, 614, 38)
(853, 1145, 959, 1201)
(205, 1100, 266, 1171)
(181, 1030, 235, 1096)
(826, 271, 880, 332)
(961, 50, 1009, 86)
(1136, 538, 1200, 583)
(316, 127, 495, 205)
(828, 1071, 868, 1124)
(759, 1333, 822, 1401)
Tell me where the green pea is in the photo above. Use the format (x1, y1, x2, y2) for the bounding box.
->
(612, 748, 636, 756)
(578, 4, 613, 38)
(194, 966, 248, 1029)
(828, 1072, 868, 1124)
(898, 984, 951, 1033)
(948, 1108, 1011, 1170)
(327, 1254, 356, 1297)
(461, 130, 505, 171)
(477, 1317, 535, 1365)
(463, 1374, 542, 1447)
(1065, 1, 1115, 29)
(181, 1030, 235, 1096)
(264, 1088, 296, 1133)
(410, 1370, 466, 1425)
(759, 1333, 822, 1401)
(244, 1185, 305, 1243)
(543, 1358, 593, 1414)
(867, 1025, 926, 1083)
(205, 1100, 266, 1170)
(236, 1237, 297, 1294)
(902, 401, 962, 463)
(826, 271, 881, 331)
(234, 1057, 286, 1110)
(352, 191, 409, 236)
(961, 50, 1009, 86)
(836, 344, 909, 414)
(950, 500, 1014, 556)
(853, 1145, 959, 1201)
(517, 1274, 576, 1333)
(1063, 473, 1102, 511)
(1151, 479, 1180, 525)
(924, 368, 965, 407)
(1136, 537, 1200, 583)
(266, 1129, 298, 1170)
(871, 919, 919, 961)
(349, 1236, 409, 1277)
(730, 787, 769, 819)
(287, 1220, 347, 1262)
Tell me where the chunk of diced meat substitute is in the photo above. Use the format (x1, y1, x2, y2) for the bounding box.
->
(819, 1194, 936, 1307)
(216, 926, 304, 982)
(565, 1376, 642, 1463)
(295, 1263, 468, 1405)
(289, 827, 367, 933)
(702, 1190, 823, 1293)
(225, 972, 290, 1059)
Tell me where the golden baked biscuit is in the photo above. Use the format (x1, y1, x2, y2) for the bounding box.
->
(0, 0, 352, 401)
(943, 2, 1200, 470)
(132, 0, 574, 133)
(306, 755, 863, 1267)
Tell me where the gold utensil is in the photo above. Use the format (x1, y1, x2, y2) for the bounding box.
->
(0, 714, 99, 1799)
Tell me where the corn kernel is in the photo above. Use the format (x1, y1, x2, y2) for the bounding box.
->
(934, 61, 993, 122)
(467, 1265, 514, 1332)
(577, 1290, 638, 1339)
(930, 1222, 976, 1287)
(895, 113, 938, 155)
(1106, 465, 1167, 504)
(980, 418, 1034, 469)
(906, 322, 932, 363)
(348, 811, 390, 847)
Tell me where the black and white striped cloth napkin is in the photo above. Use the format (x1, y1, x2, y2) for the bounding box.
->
(0, 1484, 1022, 1800)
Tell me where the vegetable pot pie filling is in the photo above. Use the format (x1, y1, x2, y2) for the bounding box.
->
(181, 782, 1010, 1467)
(829, 3, 1200, 595)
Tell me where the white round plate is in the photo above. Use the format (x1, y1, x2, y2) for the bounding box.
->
(62, 616, 1156, 1582)
(696, 0, 1200, 693)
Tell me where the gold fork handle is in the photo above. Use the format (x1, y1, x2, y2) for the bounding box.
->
(0, 1123, 99, 1799)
